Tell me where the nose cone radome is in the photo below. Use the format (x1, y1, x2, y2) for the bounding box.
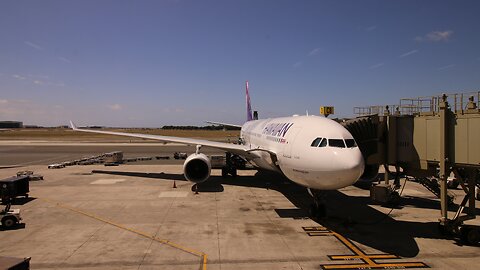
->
(334, 149, 365, 187)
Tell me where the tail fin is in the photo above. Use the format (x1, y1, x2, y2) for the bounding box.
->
(246, 81, 253, 121)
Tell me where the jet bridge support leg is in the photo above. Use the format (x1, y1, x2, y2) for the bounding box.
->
(436, 95, 480, 244)
(441, 168, 480, 244)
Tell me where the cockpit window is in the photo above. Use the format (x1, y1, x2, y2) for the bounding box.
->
(329, 139, 345, 148)
(319, 138, 327, 147)
(345, 139, 357, 148)
(311, 137, 322, 147)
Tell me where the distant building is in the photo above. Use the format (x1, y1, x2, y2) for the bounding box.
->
(0, 121, 23, 128)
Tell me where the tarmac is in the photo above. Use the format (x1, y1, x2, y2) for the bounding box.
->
(0, 142, 479, 269)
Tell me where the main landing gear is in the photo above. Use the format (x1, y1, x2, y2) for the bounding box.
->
(308, 188, 327, 218)
(222, 152, 247, 178)
(222, 153, 237, 178)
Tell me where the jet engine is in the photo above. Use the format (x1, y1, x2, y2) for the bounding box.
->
(183, 153, 211, 183)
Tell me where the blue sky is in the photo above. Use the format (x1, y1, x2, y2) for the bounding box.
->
(1, 0, 479, 127)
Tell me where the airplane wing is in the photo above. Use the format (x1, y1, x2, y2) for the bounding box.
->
(205, 121, 242, 129)
(69, 121, 257, 158)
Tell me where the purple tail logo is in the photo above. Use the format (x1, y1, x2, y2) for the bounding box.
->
(246, 81, 253, 121)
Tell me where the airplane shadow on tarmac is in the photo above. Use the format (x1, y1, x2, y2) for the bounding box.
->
(91, 169, 480, 257)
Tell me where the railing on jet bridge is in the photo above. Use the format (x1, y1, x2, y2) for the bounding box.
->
(353, 105, 397, 116)
(354, 91, 480, 117)
(399, 91, 480, 115)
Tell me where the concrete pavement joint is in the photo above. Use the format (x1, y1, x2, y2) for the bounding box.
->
(39, 197, 208, 270)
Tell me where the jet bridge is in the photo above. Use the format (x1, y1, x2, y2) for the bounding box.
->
(346, 92, 480, 244)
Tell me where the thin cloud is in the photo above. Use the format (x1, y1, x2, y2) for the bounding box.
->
(12, 74, 26, 80)
(369, 63, 384, 69)
(108, 104, 122, 111)
(308, 48, 321, 56)
(0, 99, 8, 104)
(399, 49, 419, 58)
(51, 82, 66, 87)
(293, 61, 302, 68)
(11, 74, 65, 87)
(58, 57, 71, 63)
(24, 41, 43, 50)
(27, 74, 49, 79)
(415, 30, 453, 42)
(438, 64, 455, 71)
(365, 25, 377, 32)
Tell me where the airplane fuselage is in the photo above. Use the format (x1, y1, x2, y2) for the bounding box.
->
(241, 115, 364, 190)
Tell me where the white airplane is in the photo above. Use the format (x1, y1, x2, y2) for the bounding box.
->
(69, 81, 365, 216)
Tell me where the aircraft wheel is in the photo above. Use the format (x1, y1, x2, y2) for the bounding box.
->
(309, 204, 326, 219)
(309, 204, 317, 218)
(317, 204, 327, 218)
(2, 217, 16, 229)
(221, 167, 228, 178)
(461, 227, 480, 245)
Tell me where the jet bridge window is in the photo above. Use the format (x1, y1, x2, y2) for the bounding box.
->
(329, 139, 345, 148)
(311, 138, 328, 147)
(345, 139, 357, 148)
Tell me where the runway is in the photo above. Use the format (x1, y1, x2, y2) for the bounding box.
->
(0, 142, 479, 269)
(0, 142, 223, 167)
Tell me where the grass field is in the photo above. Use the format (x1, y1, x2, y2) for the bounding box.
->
(0, 128, 241, 142)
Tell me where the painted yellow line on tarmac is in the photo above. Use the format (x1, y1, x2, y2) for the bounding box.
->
(40, 197, 208, 270)
(303, 226, 428, 270)
(330, 254, 398, 260)
(322, 262, 428, 269)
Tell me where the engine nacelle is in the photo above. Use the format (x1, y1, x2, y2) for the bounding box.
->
(183, 153, 211, 183)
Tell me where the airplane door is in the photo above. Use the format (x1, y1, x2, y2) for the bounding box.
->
(283, 127, 302, 158)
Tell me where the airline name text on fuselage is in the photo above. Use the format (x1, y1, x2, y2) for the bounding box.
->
(262, 122, 294, 137)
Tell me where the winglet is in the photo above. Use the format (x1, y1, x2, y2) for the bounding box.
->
(69, 120, 78, 130)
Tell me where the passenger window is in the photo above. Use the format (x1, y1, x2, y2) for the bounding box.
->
(329, 139, 345, 148)
(345, 139, 357, 148)
(310, 138, 322, 147)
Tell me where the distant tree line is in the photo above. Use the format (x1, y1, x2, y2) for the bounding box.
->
(161, 125, 240, 130)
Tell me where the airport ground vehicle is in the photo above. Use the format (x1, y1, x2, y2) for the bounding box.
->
(0, 176, 30, 200)
(1, 205, 22, 229)
(16, 171, 43, 181)
(48, 163, 65, 169)
(173, 152, 188, 160)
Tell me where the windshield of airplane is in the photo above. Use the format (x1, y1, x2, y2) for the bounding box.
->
(328, 139, 345, 148)
(345, 139, 357, 148)
(310, 138, 328, 147)
(311, 138, 355, 148)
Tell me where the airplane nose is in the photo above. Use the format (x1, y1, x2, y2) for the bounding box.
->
(335, 149, 365, 183)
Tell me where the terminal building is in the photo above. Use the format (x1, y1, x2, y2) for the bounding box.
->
(0, 121, 23, 128)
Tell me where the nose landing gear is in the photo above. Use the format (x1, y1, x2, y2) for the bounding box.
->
(308, 188, 327, 218)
